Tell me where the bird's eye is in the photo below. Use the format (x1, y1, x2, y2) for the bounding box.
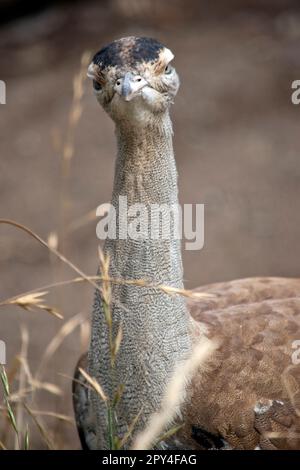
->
(164, 64, 173, 75)
(93, 80, 102, 91)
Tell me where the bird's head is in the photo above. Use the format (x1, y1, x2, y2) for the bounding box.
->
(87, 36, 180, 126)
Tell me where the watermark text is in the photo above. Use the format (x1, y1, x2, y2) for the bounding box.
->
(96, 197, 204, 251)
(292, 340, 300, 365)
(0, 80, 6, 104)
(291, 80, 300, 105)
(0, 340, 6, 365)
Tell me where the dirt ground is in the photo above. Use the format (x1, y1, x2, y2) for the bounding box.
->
(0, 0, 300, 448)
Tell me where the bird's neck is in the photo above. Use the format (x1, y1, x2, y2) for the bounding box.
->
(110, 113, 188, 286)
(90, 113, 192, 447)
(114, 115, 178, 206)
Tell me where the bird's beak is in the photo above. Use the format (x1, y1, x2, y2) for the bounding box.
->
(119, 72, 147, 102)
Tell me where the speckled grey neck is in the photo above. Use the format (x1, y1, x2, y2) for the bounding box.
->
(88, 112, 192, 449)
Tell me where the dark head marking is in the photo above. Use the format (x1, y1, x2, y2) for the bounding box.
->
(92, 37, 165, 71)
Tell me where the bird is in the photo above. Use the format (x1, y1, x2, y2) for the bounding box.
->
(73, 36, 300, 450)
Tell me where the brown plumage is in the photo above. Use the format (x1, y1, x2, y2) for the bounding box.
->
(179, 277, 300, 449)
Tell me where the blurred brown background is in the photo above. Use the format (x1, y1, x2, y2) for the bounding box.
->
(0, 0, 300, 449)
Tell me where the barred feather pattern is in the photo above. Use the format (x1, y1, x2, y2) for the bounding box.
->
(88, 114, 192, 449)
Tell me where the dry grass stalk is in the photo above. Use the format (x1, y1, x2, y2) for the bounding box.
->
(0, 219, 102, 293)
(65, 206, 101, 235)
(47, 232, 59, 250)
(31, 382, 62, 396)
(0, 220, 213, 326)
(59, 51, 91, 251)
(0, 326, 72, 450)
(78, 368, 107, 403)
(0, 440, 6, 450)
(0, 365, 20, 448)
(61, 50, 91, 172)
(265, 431, 300, 439)
(0, 358, 22, 447)
(49, 204, 108, 243)
(0, 291, 63, 319)
(13, 356, 62, 398)
(23, 403, 55, 450)
(1, 352, 63, 454)
(112, 326, 123, 366)
(24, 425, 29, 450)
(118, 409, 143, 449)
(7, 383, 62, 402)
(0, 351, 70, 449)
(26, 410, 74, 425)
(0, 275, 212, 313)
(80, 319, 91, 354)
(44, 205, 100, 262)
(76, 247, 126, 449)
(35, 312, 85, 381)
(131, 337, 217, 450)
(15, 327, 28, 449)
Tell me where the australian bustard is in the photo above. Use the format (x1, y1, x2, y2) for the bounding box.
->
(73, 37, 300, 450)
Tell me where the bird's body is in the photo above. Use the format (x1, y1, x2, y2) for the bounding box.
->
(73, 37, 300, 450)
(183, 277, 300, 449)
